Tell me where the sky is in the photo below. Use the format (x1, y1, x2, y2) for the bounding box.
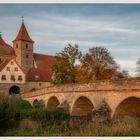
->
(0, 4, 140, 76)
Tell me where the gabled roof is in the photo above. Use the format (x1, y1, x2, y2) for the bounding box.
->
(0, 59, 11, 71)
(13, 22, 34, 43)
(26, 68, 52, 82)
(34, 53, 57, 71)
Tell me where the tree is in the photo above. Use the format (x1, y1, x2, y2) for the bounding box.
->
(51, 44, 82, 84)
(136, 58, 140, 77)
(81, 47, 118, 81)
(75, 64, 92, 83)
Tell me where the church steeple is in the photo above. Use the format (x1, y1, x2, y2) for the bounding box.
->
(13, 20, 34, 72)
(13, 21, 34, 43)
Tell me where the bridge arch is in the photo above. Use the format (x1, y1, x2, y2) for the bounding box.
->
(46, 96, 60, 109)
(33, 99, 39, 108)
(71, 96, 94, 116)
(113, 96, 140, 119)
(39, 99, 45, 108)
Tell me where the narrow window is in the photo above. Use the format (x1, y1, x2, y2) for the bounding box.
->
(26, 54, 29, 59)
(26, 44, 28, 48)
(0, 58, 2, 64)
(16, 44, 18, 48)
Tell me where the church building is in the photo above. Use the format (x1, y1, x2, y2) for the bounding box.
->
(0, 20, 57, 94)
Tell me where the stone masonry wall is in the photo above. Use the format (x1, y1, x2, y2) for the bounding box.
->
(22, 78, 140, 98)
(21, 78, 140, 117)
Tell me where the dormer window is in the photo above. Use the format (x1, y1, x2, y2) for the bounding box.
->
(35, 75, 39, 79)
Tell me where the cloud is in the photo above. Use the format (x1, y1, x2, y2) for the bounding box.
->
(116, 59, 137, 76)
(0, 4, 140, 76)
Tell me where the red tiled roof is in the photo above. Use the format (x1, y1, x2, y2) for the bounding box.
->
(0, 36, 15, 56)
(13, 22, 34, 43)
(26, 53, 57, 82)
(0, 35, 8, 46)
(26, 68, 52, 82)
(0, 59, 11, 71)
(34, 53, 57, 71)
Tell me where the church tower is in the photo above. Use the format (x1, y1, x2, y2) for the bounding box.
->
(13, 20, 34, 72)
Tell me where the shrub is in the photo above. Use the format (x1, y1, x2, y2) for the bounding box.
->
(18, 99, 32, 110)
(0, 93, 32, 130)
(20, 108, 70, 121)
(92, 100, 111, 124)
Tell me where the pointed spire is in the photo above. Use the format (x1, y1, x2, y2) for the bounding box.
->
(21, 16, 24, 23)
(13, 19, 34, 43)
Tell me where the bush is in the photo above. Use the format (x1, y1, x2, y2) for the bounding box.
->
(18, 99, 32, 110)
(0, 93, 32, 130)
(20, 108, 70, 121)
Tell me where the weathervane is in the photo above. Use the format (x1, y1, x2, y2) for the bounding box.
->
(21, 16, 24, 23)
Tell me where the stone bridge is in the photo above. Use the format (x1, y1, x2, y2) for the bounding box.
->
(22, 78, 140, 118)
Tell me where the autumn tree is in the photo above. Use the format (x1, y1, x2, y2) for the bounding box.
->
(51, 44, 82, 84)
(75, 64, 92, 83)
(80, 47, 118, 81)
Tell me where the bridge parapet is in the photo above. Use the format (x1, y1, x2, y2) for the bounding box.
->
(22, 78, 140, 98)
